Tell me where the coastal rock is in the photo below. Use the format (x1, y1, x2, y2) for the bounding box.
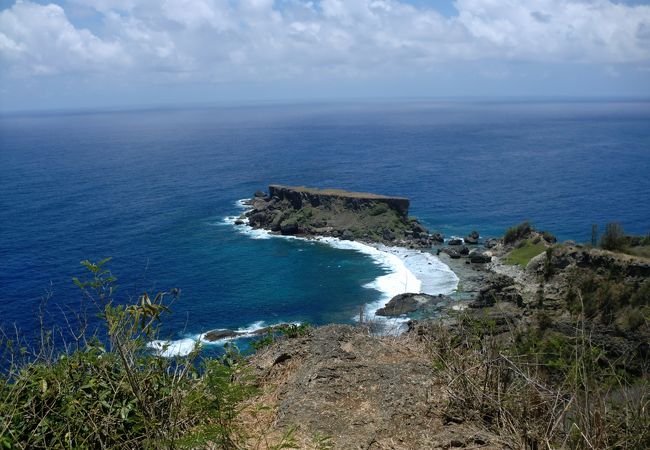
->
(280, 218, 299, 235)
(439, 247, 461, 259)
(484, 238, 499, 249)
(269, 184, 410, 216)
(430, 232, 445, 243)
(341, 229, 354, 240)
(464, 231, 480, 245)
(470, 252, 492, 264)
(448, 238, 463, 246)
(244, 184, 433, 247)
(376, 293, 451, 316)
(459, 246, 470, 256)
(470, 274, 522, 308)
(382, 229, 396, 241)
(203, 329, 239, 341)
(270, 211, 285, 231)
(254, 190, 266, 198)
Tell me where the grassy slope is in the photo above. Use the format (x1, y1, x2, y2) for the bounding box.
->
(504, 240, 546, 266)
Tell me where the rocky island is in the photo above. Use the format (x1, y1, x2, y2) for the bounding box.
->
(238, 184, 443, 247)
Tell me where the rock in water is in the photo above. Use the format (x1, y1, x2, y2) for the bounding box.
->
(377, 293, 451, 316)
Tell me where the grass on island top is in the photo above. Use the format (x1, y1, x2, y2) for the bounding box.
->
(270, 184, 408, 200)
(504, 240, 547, 267)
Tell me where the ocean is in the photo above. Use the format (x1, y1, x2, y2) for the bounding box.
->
(1, 100, 649, 354)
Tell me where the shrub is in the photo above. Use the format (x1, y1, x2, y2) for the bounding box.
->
(503, 221, 533, 244)
(0, 259, 268, 449)
(426, 310, 650, 449)
(600, 222, 626, 251)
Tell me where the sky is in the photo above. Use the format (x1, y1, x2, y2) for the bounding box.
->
(1, 0, 649, 112)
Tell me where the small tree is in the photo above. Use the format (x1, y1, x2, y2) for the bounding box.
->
(591, 224, 598, 247)
(600, 222, 625, 251)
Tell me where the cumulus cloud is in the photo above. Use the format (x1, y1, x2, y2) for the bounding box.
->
(0, 1, 129, 75)
(1, 0, 649, 81)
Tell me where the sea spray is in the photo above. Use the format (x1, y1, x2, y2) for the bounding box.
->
(147, 320, 302, 357)
(224, 199, 459, 330)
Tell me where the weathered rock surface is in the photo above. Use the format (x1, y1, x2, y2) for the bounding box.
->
(464, 231, 480, 244)
(240, 185, 441, 248)
(376, 292, 452, 316)
(202, 323, 291, 342)
(248, 325, 504, 449)
(470, 273, 522, 308)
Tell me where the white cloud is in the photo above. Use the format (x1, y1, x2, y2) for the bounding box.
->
(0, 1, 129, 75)
(0, 0, 649, 81)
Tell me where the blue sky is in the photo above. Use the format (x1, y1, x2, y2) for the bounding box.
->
(1, 0, 649, 112)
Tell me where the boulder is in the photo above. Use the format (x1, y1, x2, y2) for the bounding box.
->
(470, 274, 521, 308)
(203, 329, 239, 341)
(470, 252, 492, 264)
(280, 218, 299, 235)
(270, 211, 285, 231)
(249, 212, 269, 227)
(448, 238, 463, 246)
(440, 247, 461, 259)
(484, 238, 499, 249)
(341, 229, 354, 240)
(376, 293, 450, 316)
(254, 190, 266, 198)
(464, 235, 479, 245)
(469, 230, 480, 240)
(430, 232, 444, 243)
(412, 223, 429, 234)
(234, 219, 244, 225)
(382, 229, 396, 241)
(459, 246, 470, 256)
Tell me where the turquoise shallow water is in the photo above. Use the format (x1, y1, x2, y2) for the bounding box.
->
(1, 100, 649, 348)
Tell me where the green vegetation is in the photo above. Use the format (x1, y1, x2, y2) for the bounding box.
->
(251, 323, 310, 351)
(601, 222, 627, 251)
(503, 239, 546, 266)
(0, 260, 295, 449)
(503, 221, 533, 244)
(567, 268, 650, 330)
(596, 221, 650, 258)
(428, 310, 650, 449)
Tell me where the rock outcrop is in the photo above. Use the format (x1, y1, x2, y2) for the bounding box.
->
(376, 292, 453, 316)
(240, 185, 441, 247)
(248, 325, 503, 449)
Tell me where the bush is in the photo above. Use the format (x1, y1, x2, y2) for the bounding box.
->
(0, 259, 270, 449)
(426, 311, 650, 449)
(503, 221, 533, 244)
(600, 222, 626, 251)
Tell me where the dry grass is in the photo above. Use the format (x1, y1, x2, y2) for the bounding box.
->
(423, 302, 650, 449)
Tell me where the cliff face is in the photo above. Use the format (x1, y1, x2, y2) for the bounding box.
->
(268, 184, 411, 217)
(241, 185, 443, 247)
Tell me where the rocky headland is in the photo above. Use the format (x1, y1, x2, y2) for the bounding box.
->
(238, 185, 443, 248)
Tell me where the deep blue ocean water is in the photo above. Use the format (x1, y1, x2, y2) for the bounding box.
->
(1, 100, 649, 349)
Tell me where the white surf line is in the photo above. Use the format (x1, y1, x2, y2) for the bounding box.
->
(147, 320, 302, 357)
(223, 199, 460, 332)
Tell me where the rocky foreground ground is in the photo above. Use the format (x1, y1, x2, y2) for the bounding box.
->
(244, 324, 506, 449)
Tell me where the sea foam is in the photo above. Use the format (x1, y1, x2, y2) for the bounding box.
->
(224, 199, 459, 332)
(148, 320, 299, 357)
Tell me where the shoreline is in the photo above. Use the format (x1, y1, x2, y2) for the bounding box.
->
(149, 200, 470, 357)
(227, 200, 460, 321)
